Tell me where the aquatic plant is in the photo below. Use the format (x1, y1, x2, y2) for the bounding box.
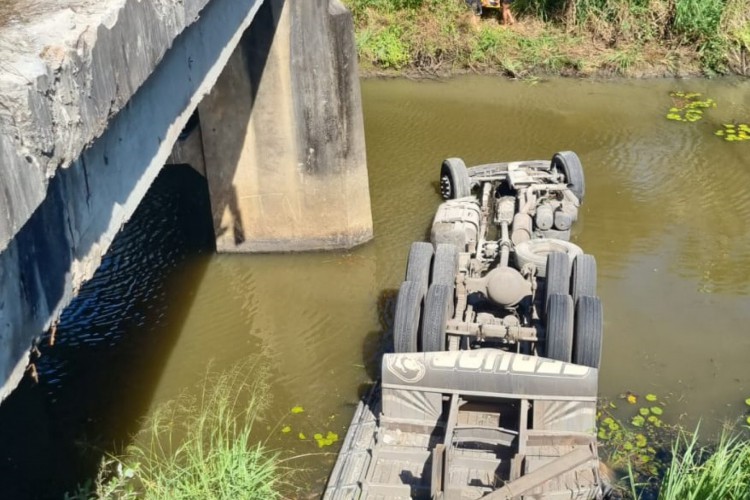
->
(279, 404, 341, 449)
(597, 392, 672, 481)
(68, 360, 282, 499)
(665, 92, 716, 123)
(715, 123, 750, 142)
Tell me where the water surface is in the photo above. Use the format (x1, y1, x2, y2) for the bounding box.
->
(1, 76, 749, 496)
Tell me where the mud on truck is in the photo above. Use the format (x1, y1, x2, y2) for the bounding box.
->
(393, 151, 603, 369)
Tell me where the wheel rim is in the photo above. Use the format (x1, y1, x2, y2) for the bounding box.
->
(440, 174, 452, 199)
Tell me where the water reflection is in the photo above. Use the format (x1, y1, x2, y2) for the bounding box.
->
(0, 165, 215, 498)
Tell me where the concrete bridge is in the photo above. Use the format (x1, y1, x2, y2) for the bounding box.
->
(0, 0, 372, 400)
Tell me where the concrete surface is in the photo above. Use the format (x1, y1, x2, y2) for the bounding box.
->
(199, 0, 373, 252)
(0, 0, 215, 253)
(0, 0, 264, 401)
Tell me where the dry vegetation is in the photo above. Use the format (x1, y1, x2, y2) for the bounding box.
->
(344, 0, 750, 77)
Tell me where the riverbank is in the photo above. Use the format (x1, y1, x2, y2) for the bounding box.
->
(343, 0, 750, 78)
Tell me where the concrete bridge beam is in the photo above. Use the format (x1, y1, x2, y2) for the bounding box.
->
(199, 0, 372, 252)
(0, 0, 372, 402)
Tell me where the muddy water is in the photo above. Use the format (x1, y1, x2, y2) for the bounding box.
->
(1, 76, 750, 496)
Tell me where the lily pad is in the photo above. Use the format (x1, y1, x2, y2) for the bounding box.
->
(639, 408, 650, 416)
(632, 415, 645, 427)
(651, 406, 663, 416)
(645, 394, 657, 402)
(745, 398, 750, 406)
(298, 432, 306, 440)
(291, 406, 305, 414)
(314, 430, 340, 448)
(281, 425, 292, 434)
(635, 434, 648, 448)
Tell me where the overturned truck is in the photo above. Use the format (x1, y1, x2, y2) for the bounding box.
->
(325, 152, 606, 499)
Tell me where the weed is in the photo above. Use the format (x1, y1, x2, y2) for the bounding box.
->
(66, 360, 282, 499)
(645, 427, 750, 499)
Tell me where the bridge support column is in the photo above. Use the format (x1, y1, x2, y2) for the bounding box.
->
(199, 0, 373, 253)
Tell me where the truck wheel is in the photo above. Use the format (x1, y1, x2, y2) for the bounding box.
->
(546, 294, 573, 362)
(405, 242, 434, 297)
(571, 254, 597, 305)
(432, 244, 458, 286)
(394, 280, 423, 353)
(544, 251, 570, 314)
(514, 239, 583, 278)
(422, 283, 454, 352)
(440, 158, 471, 200)
(574, 296, 603, 368)
(552, 151, 585, 202)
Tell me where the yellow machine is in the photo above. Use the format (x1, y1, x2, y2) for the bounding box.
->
(467, 0, 504, 16)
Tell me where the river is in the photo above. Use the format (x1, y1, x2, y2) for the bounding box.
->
(0, 76, 749, 497)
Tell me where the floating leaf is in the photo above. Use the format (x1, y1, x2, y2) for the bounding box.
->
(639, 408, 650, 416)
(639, 454, 651, 463)
(281, 426, 292, 434)
(635, 434, 648, 448)
(623, 442, 633, 451)
(747, 416, 750, 425)
(298, 432, 306, 440)
(314, 430, 340, 448)
(291, 406, 305, 414)
(598, 429, 609, 440)
(745, 398, 750, 407)
(645, 394, 657, 402)
(609, 401, 617, 409)
(632, 415, 645, 427)
(648, 416, 663, 428)
(651, 406, 663, 416)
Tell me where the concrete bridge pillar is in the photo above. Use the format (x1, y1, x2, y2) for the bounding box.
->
(199, 0, 373, 252)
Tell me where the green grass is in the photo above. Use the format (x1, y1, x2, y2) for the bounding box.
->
(629, 427, 750, 499)
(67, 360, 281, 500)
(343, 0, 748, 76)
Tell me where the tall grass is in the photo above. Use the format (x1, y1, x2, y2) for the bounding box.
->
(70, 361, 281, 499)
(343, 0, 747, 76)
(659, 429, 750, 500)
(629, 427, 750, 500)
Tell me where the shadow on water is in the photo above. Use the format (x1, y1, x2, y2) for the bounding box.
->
(0, 165, 215, 498)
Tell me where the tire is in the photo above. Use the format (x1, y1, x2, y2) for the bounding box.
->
(405, 242, 434, 297)
(551, 151, 585, 202)
(571, 254, 597, 305)
(514, 239, 583, 278)
(422, 283, 454, 352)
(544, 251, 570, 312)
(440, 158, 471, 200)
(574, 296, 603, 368)
(432, 244, 458, 286)
(545, 294, 573, 362)
(394, 280, 423, 353)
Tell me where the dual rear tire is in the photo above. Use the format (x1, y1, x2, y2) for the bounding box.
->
(544, 252, 603, 368)
(394, 242, 458, 353)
